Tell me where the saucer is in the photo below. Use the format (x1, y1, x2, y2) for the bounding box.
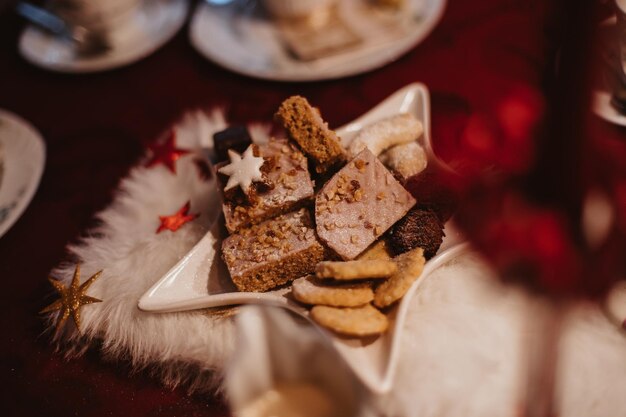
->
(189, 0, 446, 81)
(0, 110, 46, 238)
(19, 0, 189, 73)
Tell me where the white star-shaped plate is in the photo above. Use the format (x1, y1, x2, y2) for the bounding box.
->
(138, 83, 468, 393)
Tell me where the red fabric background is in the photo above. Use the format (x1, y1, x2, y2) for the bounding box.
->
(0, 0, 613, 415)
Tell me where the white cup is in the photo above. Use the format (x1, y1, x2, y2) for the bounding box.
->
(48, 0, 143, 31)
(261, 0, 335, 20)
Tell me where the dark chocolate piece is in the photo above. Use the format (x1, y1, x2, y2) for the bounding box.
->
(213, 125, 253, 162)
(275, 96, 345, 174)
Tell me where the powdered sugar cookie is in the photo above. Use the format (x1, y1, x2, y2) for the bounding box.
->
(380, 141, 428, 181)
(347, 113, 423, 158)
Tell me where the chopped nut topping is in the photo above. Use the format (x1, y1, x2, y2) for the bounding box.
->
(314, 148, 416, 260)
(354, 189, 363, 202)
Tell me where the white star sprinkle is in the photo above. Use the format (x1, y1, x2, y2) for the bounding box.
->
(218, 145, 265, 194)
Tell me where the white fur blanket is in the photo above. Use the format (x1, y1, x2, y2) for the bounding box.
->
(44, 111, 626, 416)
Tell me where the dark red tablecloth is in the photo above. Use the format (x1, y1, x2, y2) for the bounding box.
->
(0, 0, 600, 415)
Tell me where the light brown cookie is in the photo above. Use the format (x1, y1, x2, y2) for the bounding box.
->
(291, 276, 373, 307)
(274, 96, 345, 174)
(315, 259, 397, 280)
(357, 240, 393, 261)
(310, 304, 389, 337)
(373, 247, 425, 308)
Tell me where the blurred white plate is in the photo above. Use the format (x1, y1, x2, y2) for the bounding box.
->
(19, 0, 189, 73)
(605, 281, 626, 331)
(0, 110, 46, 238)
(592, 89, 626, 127)
(139, 83, 466, 392)
(189, 0, 446, 81)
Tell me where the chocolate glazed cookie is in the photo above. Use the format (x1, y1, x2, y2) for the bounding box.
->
(389, 208, 445, 260)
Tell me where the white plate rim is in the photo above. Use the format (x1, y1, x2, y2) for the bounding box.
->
(189, 0, 447, 82)
(0, 110, 46, 238)
(18, 0, 190, 74)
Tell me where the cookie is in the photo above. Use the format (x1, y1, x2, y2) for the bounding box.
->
(310, 304, 389, 337)
(347, 113, 422, 158)
(373, 248, 425, 308)
(389, 208, 445, 260)
(292, 276, 373, 307)
(274, 96, 345, 174)
(315, 148, 416, 260)
(218, 139, 315, 233)
(213, 126, 253, 162)
(357, 240, 392, 261)
(222, 209, 325, 292)
(379, 141, 428, 182)
(315, 259, 397, 280)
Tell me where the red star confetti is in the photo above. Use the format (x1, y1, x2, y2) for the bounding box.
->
(145, 130, 190, 174)
(156, 201, 199, 234)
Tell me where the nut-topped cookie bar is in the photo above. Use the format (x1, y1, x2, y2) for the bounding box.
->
(315, 148, 416, 260)
(218, 139, 315, 233)
(274, 96, 346, 174)
(221, 208, 325, 292)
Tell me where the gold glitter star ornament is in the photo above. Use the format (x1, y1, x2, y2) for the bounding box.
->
(40, 264, 103, 334)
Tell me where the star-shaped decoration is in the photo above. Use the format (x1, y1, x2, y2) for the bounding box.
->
(40, 264, 103, 334)
(145, 130, 190, 174)
(157, 201, 199, 233)
(218, 145, 265, 195)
